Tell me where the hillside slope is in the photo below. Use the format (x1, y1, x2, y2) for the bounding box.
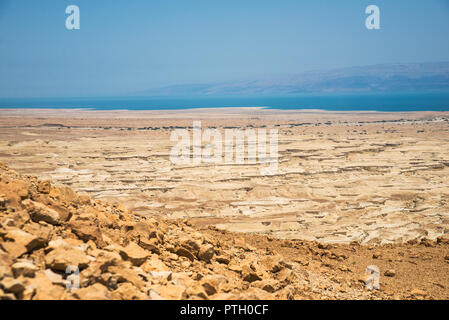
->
(0, 162, 448, 300)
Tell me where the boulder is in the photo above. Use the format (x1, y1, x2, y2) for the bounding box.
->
(138, 237, 160, 254)
(241, 264, 262, 283)
(26, 272, 67, 300)
(175, 247, 195, 261)
(277, 269, 296, 284)
(2, 229, 45, 257)
(119, 242, 150, 266)
(228, 262, 243, 274)
(43, 269, 65, 285)
(49, 186, 79, 204)
(0, 265, 12, 280)
(69, 217, 104, 246)
(11, 261, 38, 278)
(141, 255, 169, 272)
(185, 284, 208, 299)
(215, 255, 231, 265)
(0, 288, 15, 300)
(148, 289, 164, 300)
(0, 277, 25, 296)
(150, 271, 172, 281)
(107, 265, 145, 290)
(7, 179, 30, 200)
(200, 275, 227, 296)
(22, 222, 53, 246)
(384, 269, 396, 277)
(253, 279, 281, 293)
(93, 250, 122, 270)
(410, 288, 428, 298)
(157, 284, 186, 300)
(37, 181, 51, 194)
(45, 247, 90, 272)
(111, 283, 148, 300)
(198, 244, 215, 263)
(179, 238, 201, 255)
(2, 209, 30, 228)
(46, 238, 71, 252)
(22, 199, 61, 225)
(259, 255, 285, 273)
(73, 283, 111, 300)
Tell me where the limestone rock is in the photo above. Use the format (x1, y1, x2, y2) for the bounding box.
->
(228, 262, 243, 274)
(93, 250, 122, 269)
(148, 289, 164, 300)
(37, 180, 51, 194)
(200, 275, 228, 297)
(259, 255, 284, 273)
(254, 279, 281, 293)
(0, 288, 15, 300)
(49, 186, 79, 204)
(384, 269, 396, 277)
(198, 244, 215, 263)
(7, 179, 29, 200)
(2, 229, 45, 257)
(33, 285, 67, 300)
(184, 284, 208, 299)
(141, 256, 169, 272)
(69, 217, 104, 246)
(157, 284, 186, 300)
(119, 242, 150, 266)
(175, 247, 195, 261)
(138, 238, 160, 254)
(44, 269, 65, 285)
(46, 238, 71, 252)
(107, 265, 145, 290)
(45, 247, 90, 272)
(22, 222, 53, 246)
(22, 199, 61, 225)
(0, 265, 12, 280)
(26, 272, 67, 300)
(277, 269, 296, 284)
(410, 288, 428, 298)
(73, 283, 111, 300)
(179, 238, 201, 255)
(111, 283, 148, 300)
(0, 277, 25, 296)
(215, 255, 231, 265)
(241, 264, 262, 283)
(11, 261, 38, 278)
(150, 271, 172, 280)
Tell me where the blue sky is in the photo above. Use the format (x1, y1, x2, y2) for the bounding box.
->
(1, 0, 449, 97)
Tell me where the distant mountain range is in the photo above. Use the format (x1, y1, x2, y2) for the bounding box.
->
(137, 62, 449, 96)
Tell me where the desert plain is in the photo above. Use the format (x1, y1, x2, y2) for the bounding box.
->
(0, 107, 449, 299)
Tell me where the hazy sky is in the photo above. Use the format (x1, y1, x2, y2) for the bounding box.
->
(1, 0, 449, 97)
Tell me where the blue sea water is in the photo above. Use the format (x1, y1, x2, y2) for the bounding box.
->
(1, 93, 449, 112)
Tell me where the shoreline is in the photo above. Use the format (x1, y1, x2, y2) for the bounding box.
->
(1, 107, 449, 115)
(1, 92, 449, 113)
(1, 106, 449, 114)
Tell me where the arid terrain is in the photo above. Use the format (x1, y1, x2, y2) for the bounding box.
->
(0, 108, 449, 299)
